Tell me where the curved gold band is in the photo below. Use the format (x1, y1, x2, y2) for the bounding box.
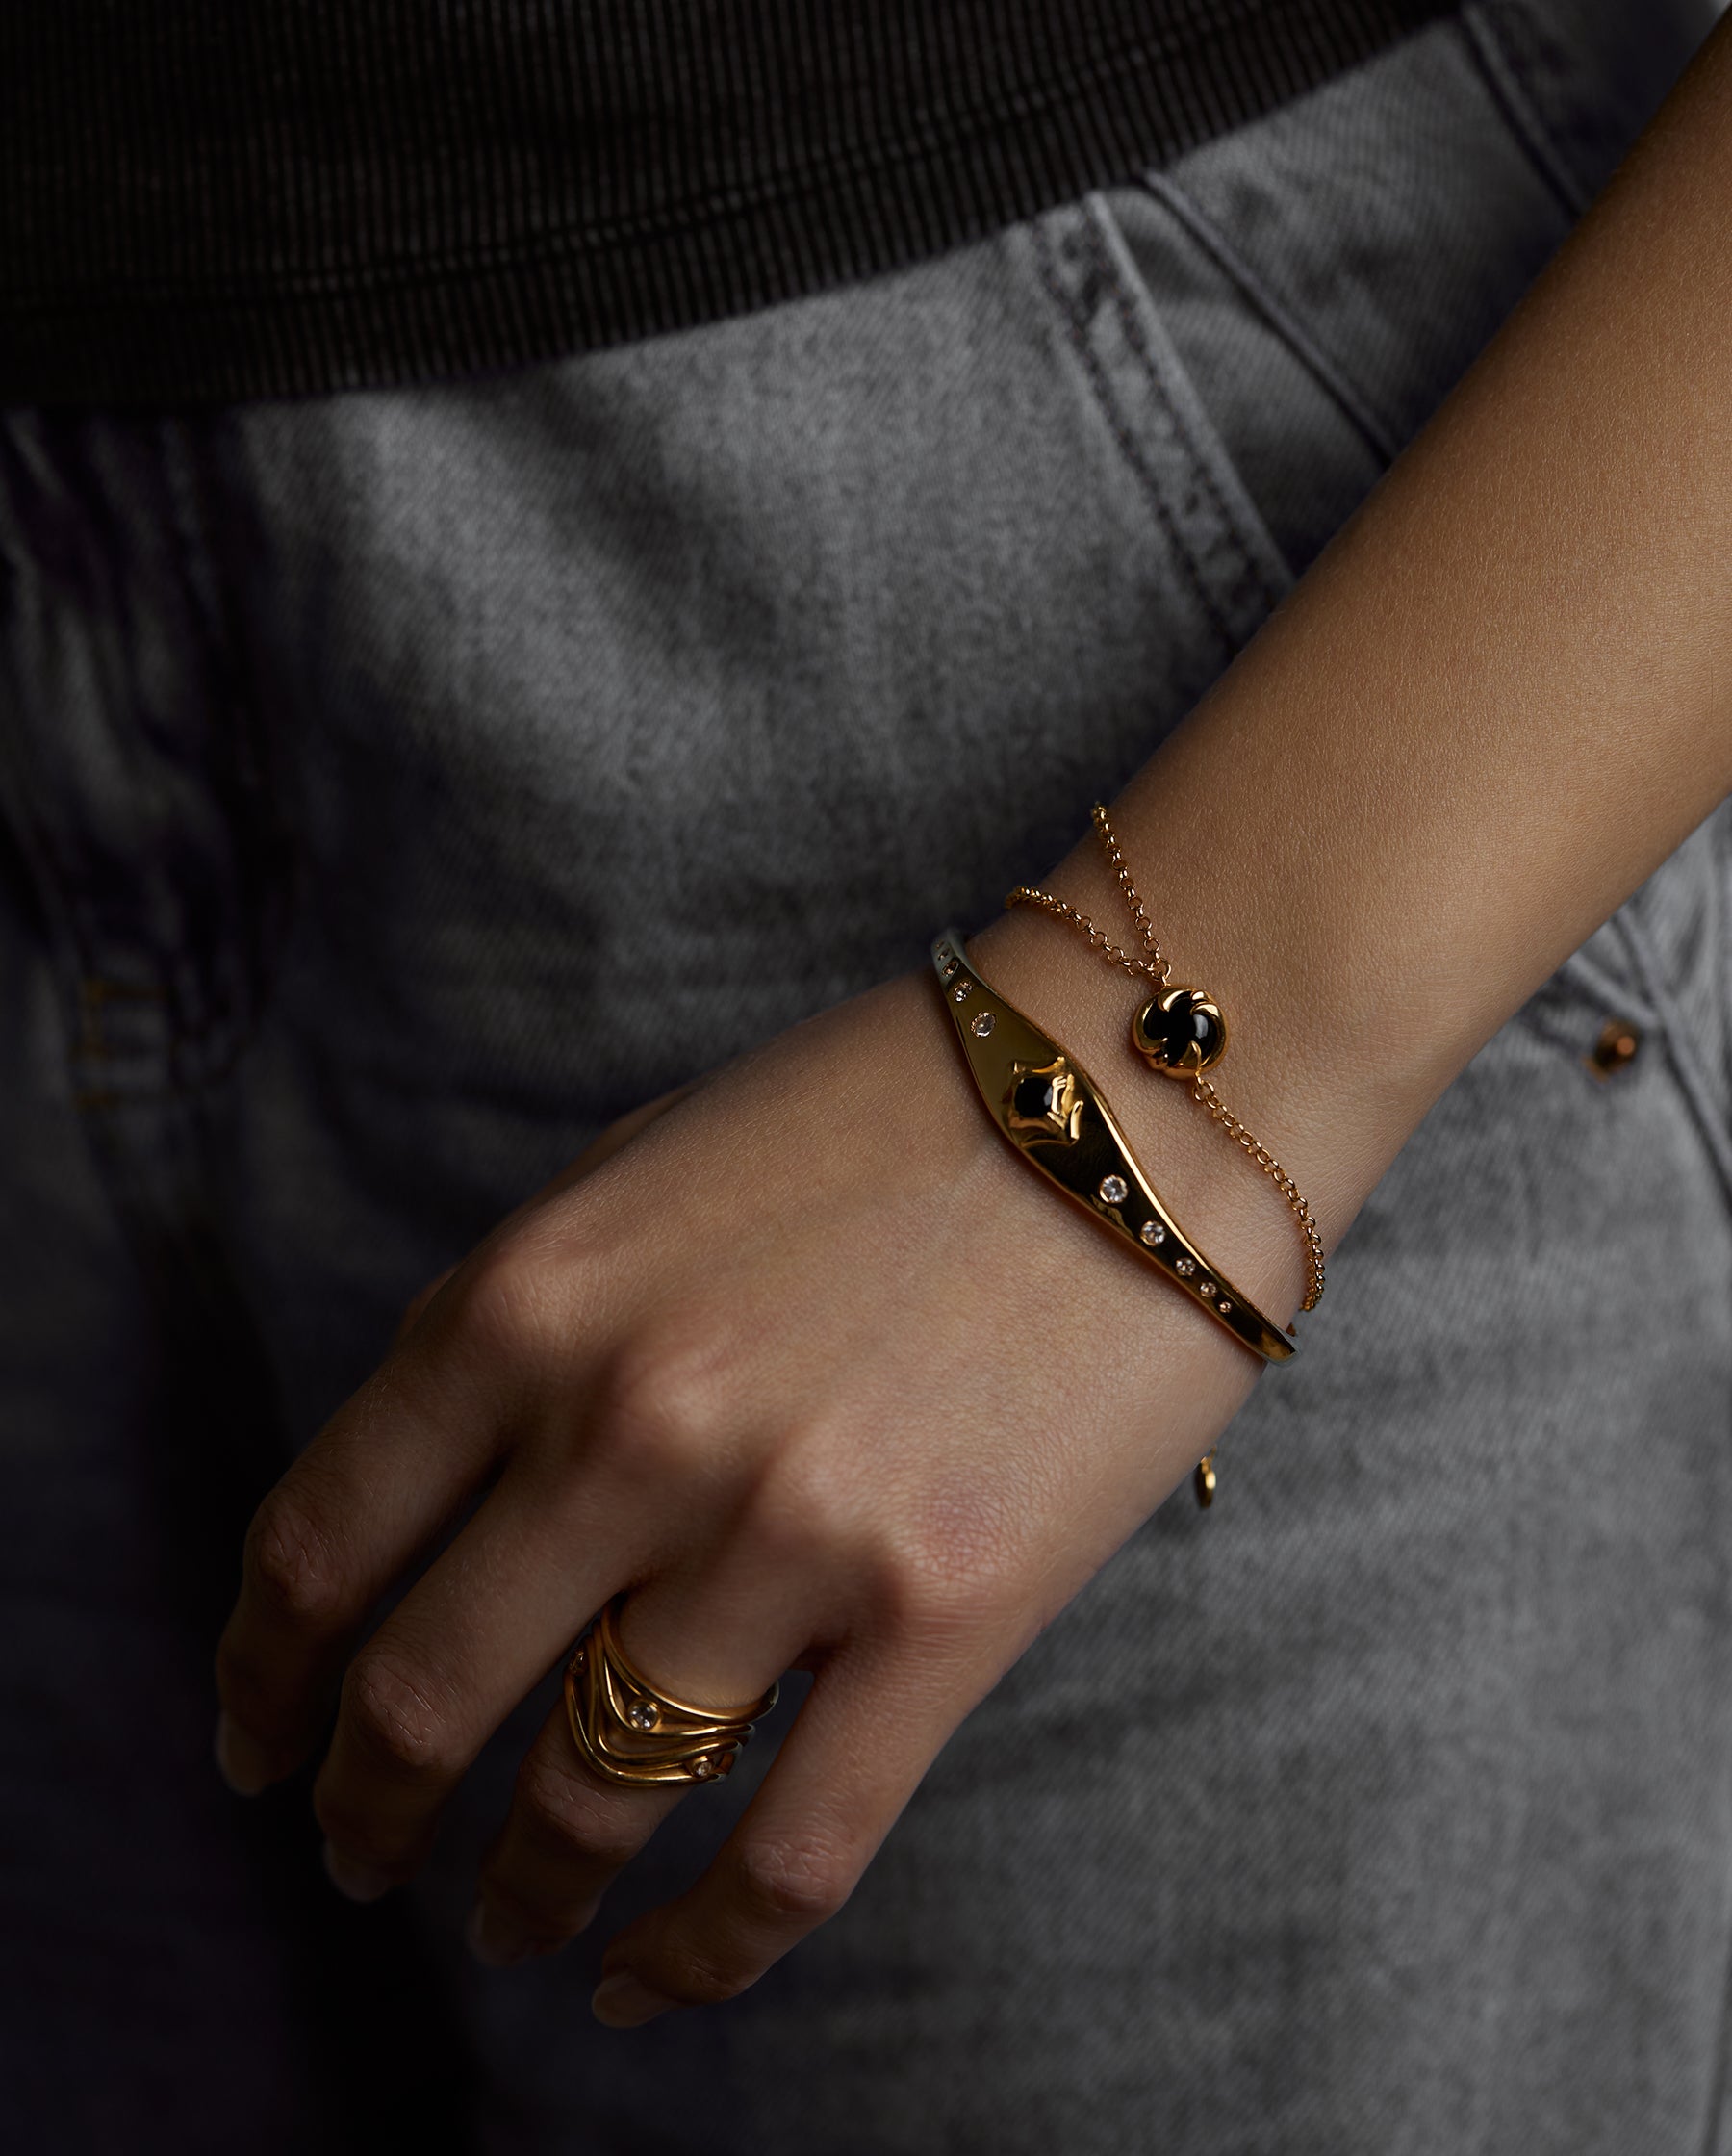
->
(563, 1596, 781, 1788)
(931, 931, 1296, 1363)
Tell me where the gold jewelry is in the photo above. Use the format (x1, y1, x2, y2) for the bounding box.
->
(1006, 804, 1325, 1314)
(564, 1596, 780, 1788)
(931, 931, 1295, 1365)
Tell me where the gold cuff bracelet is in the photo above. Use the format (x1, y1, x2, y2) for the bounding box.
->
(931, 930, 1296, 1365)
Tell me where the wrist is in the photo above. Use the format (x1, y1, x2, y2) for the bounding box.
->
(964, 829, 1415, 1327)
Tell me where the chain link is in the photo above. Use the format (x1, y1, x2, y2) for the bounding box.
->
(1006, 804, 1325, 1314)
(1186, 1077, 1326, 1312)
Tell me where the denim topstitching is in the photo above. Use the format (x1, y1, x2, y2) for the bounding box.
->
(1029, 198, 1282, 660)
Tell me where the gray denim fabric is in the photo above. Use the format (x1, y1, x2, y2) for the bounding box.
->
(3, 1, 1729, 2150)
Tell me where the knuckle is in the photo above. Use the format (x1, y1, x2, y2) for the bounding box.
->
(874, 1481, 1022, 1639)
(592, 1322, 736, 1481)
(343, 1651, 457, 1782)
(744, 1449, 1022, 1642)
(516, 1754, 642, 1871)
(730, 1834, 853, 1929)
(246, 1486, 350, 1631)
(447, 1246, 560, 1368)
(744, 1447, 873, 1573)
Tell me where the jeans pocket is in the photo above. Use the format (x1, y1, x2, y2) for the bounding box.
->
(1015, 187, 1295, 666)
(1098, 5, 1601, 578)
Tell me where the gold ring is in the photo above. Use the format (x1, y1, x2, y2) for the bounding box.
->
(563, 1596, 780, 1788)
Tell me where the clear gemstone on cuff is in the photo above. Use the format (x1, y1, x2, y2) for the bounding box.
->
(1175, 1257, 1196, 1276)
(1199, 1282, 1216, 1298)
(1097, 1174, 1128, 1205)
(1139, 1219, 1167, 1246)
(1218, 1300, 1234, 1316)
(970, 1011, 995, 1036)
(692, 1757, 717, 1780)
(627, 1702, 657, 1730)
(954, 982, 972, 1001)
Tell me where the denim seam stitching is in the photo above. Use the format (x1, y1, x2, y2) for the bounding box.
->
(1458, 7, 1591, 223)
(0, 429, 162, 1096)
(1084, 193, 1286, 623)
(1030, 205, 1245, 655)
(1557, 945, 1656, 1029)
(1610, 905, 1732, 1214)
(1137, 170, 1402, 471)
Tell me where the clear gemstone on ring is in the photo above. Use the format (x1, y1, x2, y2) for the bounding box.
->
(1139, 1219, 1167, 1246)
(970, 1012, 995, 1036)
(1176, 1257, 1196, 1276)
(692, 1757, 716, 1779)
(1097, 1174, 1128, 1205)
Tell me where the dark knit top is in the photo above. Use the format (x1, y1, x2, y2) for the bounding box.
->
(1, 1, 1450, 407)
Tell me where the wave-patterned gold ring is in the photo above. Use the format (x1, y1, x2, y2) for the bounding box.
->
(563, 1597, 781, 1788)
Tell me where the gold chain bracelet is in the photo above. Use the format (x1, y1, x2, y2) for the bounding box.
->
(1006, 804, 1326, 1315)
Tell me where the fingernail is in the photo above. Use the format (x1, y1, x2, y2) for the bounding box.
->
(321, 1839, 393, 1904)
(591, 1970, 675, 2029)
(214, 1713, 272, 1797)
(466, 1900, 541, 1970)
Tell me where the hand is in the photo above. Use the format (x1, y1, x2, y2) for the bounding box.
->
(213, 941, 1286, 2026)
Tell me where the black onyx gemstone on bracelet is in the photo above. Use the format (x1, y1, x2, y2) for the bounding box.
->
(1004, 1057, 1082, 1143)
(1133, 986, 1227, 1077)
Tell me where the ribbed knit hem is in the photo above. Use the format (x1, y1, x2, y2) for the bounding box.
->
(0, 0, 1453, 408)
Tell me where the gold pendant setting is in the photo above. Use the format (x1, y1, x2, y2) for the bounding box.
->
(1132, 985, 1227, 1077)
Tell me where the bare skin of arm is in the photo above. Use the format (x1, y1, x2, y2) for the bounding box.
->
(215, 19, 1732, 2027)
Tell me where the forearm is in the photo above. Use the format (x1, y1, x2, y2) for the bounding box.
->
(973, 14, 1732, 1316)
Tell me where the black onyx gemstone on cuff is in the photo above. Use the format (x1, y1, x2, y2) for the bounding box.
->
(1013, 1074, 1057, 1119)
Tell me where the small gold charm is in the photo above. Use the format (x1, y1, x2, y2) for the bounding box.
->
(1133, 986, 1227, 1077)
(1193, 1450, 1217, 1509)
(1003, 1057, 1084, 1142)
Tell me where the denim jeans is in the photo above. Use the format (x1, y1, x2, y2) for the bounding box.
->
(2, 2, 1728, 2150)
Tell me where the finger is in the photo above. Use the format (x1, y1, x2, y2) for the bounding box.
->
(307, 1455, 662, 1894)
(308, 1336, 792, 1891)
(217, 1084, 700, 1800)
(214, 1260, 550, 1793)
(468, 1577, 807, 1967)
(588, 1643, 960, 2026)
(464, 1697, 686, 1964)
